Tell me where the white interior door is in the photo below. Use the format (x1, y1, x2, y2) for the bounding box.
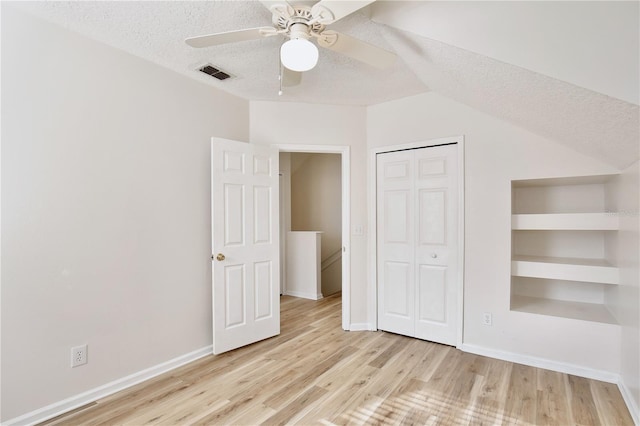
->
(377, 144, 458, 346)
(211, 137, 280, 354)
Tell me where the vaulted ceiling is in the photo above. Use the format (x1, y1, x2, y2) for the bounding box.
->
(9, 1, 640, 168)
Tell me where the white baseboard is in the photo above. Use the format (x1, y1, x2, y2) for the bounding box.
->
(284, 290, 323, 300)
(349, 323, 374, 331)
(4, 346, 213, 426)
(460, 343, 620, 383)
(618, 378, 640, 426)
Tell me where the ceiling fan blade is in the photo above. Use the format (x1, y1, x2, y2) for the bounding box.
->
(311, 0, 375, 24)
(185, 27, 277, 48)
(259, 0, 294, 20)
(282, 66, 302, 87)
(317, 30, 396, 69)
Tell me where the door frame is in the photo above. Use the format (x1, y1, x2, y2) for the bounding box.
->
(273, 144, 351, 331)
(368, 136, 465, 347)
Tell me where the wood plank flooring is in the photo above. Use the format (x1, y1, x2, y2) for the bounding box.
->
(41, 294, 633, 425)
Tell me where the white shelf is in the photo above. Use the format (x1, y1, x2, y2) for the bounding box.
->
(511, 295, 617, 324)
(511, 174, 618, 187)
(511, 213, 619, 230)
(510, 174, 621, 325)
(512, 256, 619, 285)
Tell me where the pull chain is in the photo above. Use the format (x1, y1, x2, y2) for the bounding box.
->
(278, 47, 283, 96)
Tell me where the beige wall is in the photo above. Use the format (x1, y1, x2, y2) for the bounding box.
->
(1, 6, 249, 420)
(291, 153, 342, 259)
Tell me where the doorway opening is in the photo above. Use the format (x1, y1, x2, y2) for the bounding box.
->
(281, 152, 342, 298)
(275, 144, 351, 331)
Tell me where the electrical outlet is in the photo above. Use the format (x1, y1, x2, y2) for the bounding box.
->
(71, 344, 88, 367)
(482, 312, 492, 326)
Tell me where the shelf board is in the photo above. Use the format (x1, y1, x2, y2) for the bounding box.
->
(512, 213, 619, 230)
(513, 255, 610, 267)
(511, 295, 618, 324)
(512, 256, 619, 285)
(512, 174, 618, 187)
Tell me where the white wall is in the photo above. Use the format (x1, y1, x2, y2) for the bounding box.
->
(367, 92, 624, 374)
(250, 101, 367, 322)
(372, 1, 640, 105)
(606, 161, 640, 416)
(1, 6, 248, 421)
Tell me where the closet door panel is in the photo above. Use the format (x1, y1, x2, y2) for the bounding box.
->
(376, 150, 415, 337)
(414, 145, 458, 346)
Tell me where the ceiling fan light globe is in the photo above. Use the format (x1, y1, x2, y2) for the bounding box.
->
(280, 38, 319, 72)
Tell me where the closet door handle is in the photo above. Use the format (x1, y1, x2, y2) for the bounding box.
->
(216, 253, 226, 261)
(431, 253, 438, 258)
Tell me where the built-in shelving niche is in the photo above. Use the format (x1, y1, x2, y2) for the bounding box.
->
(510, 174, 620, 324)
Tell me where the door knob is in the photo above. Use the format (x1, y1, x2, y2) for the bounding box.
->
(216, 253, 226, 261)
(431, 253, 438, 258)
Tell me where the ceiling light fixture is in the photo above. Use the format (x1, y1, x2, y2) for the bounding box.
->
(280, 37, 319, 72)
(280, 23, 319, 72)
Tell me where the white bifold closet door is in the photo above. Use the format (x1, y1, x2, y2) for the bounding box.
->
(376, 144, 458, 346)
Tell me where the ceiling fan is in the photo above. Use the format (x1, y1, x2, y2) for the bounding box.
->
(185, 0, 396, 88)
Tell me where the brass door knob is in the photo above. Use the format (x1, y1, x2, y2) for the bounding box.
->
(216, 253, 226, 261)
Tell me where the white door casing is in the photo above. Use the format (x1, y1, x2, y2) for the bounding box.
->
(211, 137, 280, 354)
(377, 143, 459, 346)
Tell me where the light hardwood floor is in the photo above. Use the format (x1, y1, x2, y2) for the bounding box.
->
(41, 294, 633, 425)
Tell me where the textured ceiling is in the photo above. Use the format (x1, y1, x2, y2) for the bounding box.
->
(380, 28, 639, 169)
(11, 1, 428, 106)
(9, 1, 640, 168)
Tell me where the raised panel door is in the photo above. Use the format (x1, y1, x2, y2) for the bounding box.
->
(377, 144, 458, 346)
(212, 138, 280, 354)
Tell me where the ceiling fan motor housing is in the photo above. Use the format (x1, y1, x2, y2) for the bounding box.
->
(288, 22, 312, 41)
(275, 6, 325, 37)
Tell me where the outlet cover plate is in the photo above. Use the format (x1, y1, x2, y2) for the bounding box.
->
(71, 344, 88, 367)
(482, 312, 493, 326)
